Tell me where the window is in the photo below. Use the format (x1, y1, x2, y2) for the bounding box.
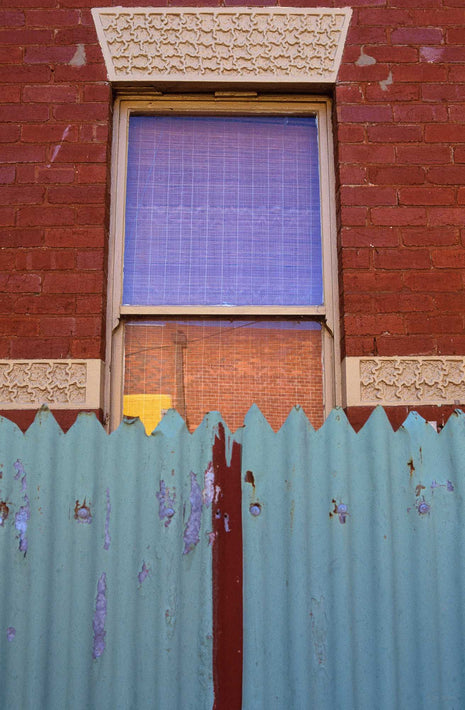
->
(107, 95, 339, 433)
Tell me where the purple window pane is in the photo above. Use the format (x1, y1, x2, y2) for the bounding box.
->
(123, 116, 322, 306)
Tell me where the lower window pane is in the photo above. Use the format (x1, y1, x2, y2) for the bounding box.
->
(123, 319, 323, 433)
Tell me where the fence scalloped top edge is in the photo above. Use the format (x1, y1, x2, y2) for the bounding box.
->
(0, 404, 464, 438)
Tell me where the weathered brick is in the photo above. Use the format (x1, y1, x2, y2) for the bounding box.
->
(42, 272, 103, 294)
(25, 9, 80, 26)
(344, 314, 404, 335)
(425, 125, 465, 143)
(76, 164, 107, 184)
(0, 166, 15, 184)
(15, 294, 76, 314)
(371, 207, 427, 226)
(81, 83, 112, 103)
(24, 45, 76, 64)
(17, 206, 75, 226)
(2, 228, 44, 247)
(0, 273, 41, 293)
(0, 144, 46, 163)
(0, 10, 25, 26)
(47, 185, 106, 204)
(399, 187, 455, 206)
(428, 208, 465, 226)
(367, 125, 423, 143)
(0, 317, 39, 337)
(0, 208, 16, 227)
(365, 82, 421, 102)
(372, 292, 436, 313)
(392, 104, 448, 122)
(341, 226, 400, 248)
(405, 314, 463, 334)
(22, 84, 78, 103)
(76, 295, 103, 314)
(44, 227, 105, 248)
(391, 27, 444, 44)
(51, 143, 107, 163)
(341, 186, 397, 207)
(0, 103, 49, 122)
(337, 104, 393, 123)
(0, 124, 20, 143)
(76, 250, 105, 270)
(373, 248, 431, 269)
(15, 248, 75, 271)
(339, 144, 396, 164)
(0, 186, 45, 205)
(0, 63, 51, 82)
(10, 337, 71, 359)
(402, 227, 459, 247)
(431, 248, 465, 269)
(39, 317, 75, 336)
(36, 167, 75, 184)
(404, 271, 462, 292)
(367, 166, 425, 185)
(341, 248, 371, 270)
(344, 271, 405, 293)
(69, 339, 102, 359)
(22, 123, 78, 143)
(53, 102, 109, 122)
(427, 166, 465, 184)
(0, 46, 22, 63)
(396, 145, 451, 164)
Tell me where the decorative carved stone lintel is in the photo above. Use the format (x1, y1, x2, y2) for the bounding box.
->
(0, 359, 103, 410)
(343, 356, 465, 407)
(92, 7, 352, 84)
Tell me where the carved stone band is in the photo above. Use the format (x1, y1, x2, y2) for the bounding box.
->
(0, 360, 103, 409)
(343, 357, 465, 407)
(92, 7, 352, 84)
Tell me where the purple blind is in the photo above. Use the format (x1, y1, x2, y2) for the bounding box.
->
(123, 115, 322, 306)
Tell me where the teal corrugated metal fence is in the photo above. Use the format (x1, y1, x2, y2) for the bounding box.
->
(1, 406, 465, 709)
(0, 408, 217, 710)
(239, 406, 465, 710)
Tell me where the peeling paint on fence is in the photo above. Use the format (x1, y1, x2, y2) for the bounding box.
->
(0, 407, 217, 710)
(92, 572, 107, 659)
(2, 405, 465, 709)
(239, 406, 465, 710)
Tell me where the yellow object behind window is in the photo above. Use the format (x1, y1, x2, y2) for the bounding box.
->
(123, 394, 172, 435)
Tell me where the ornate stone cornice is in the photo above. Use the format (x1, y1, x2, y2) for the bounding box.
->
(0, 360, 103, 410)
(343, 357, 465, 407)
(92, 7, 352, 84)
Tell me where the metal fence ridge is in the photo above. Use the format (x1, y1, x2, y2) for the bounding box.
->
(3, 403, 464, 438)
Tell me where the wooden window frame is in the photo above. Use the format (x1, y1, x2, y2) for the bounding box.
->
(105, 93, 341, 431)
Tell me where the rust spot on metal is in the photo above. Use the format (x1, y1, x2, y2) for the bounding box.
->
(0, 501, 9, 525)
(407, 459, 415, 476)
(244, 470, 255, 488)
(415, 484, 425, 497)
(330, 499, 349, 524)
(74, 498, 92, 523)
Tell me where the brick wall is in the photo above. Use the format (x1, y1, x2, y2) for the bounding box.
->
(1, 0, 464, 430)
(124, 321, 324, 433)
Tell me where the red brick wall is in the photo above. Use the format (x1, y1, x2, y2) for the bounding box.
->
(335, 2, 465, 364)
(1, 0, 464, 430)
(124, 321, 323, 432)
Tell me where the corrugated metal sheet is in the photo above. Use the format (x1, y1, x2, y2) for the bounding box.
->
(239, 406, 465, 710)
(3, 405, 465, 709)
(0, 407, 218, 710)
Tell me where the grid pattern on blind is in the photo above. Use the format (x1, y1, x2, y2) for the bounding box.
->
(123, 115, 323, 307)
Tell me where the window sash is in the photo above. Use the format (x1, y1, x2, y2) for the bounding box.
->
(106, 95, 340, 431)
